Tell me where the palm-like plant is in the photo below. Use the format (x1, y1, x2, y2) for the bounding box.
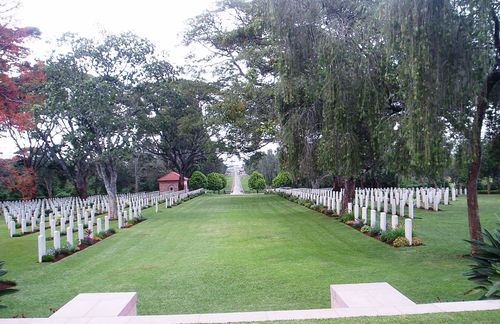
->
(465, 226, 500, 299)
(0, 261, 18, 308)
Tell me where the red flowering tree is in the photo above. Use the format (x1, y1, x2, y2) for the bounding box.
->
(0, 24, 42, 132)
(0, 157, 36, 200)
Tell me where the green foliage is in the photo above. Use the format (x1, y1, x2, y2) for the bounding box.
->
(360, 225, 371, 233)
(465, 226, 500, 299)
(0, 261, 18, 308)
(206, 172, 225, 192)
(272, 171, 293, 188)
(339, 213, 355, 223)
(369, 226, 381, 237)
(393, 237, 410, 248)
(248, 171, 266, 193)
(380, 228, 405, 243)
(189, 171, 208, 190)
(41, 255, 55, 263)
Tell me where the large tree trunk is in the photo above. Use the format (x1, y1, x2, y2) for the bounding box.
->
(96, 159, 119, 219)
(74, 172, 88, 199)
(333, 176, 344, 192)
(466, 91, 488, 254)
(341, 177, 355, 215)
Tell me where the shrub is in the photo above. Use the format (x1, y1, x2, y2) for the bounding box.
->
(324, 209, 334, 216)
(352, 220, 363, 229)
(360, 225, 371, 233)
(380, 228, 405, 243)
(339, 213, 355, 223)
(188, 171, 208, 190)
(369, 226, 381, 237)
(465, 226, 500, 299)
(0, 261, 18, 307)
(96, 231, 108, 239)
(41, 255, 55, 262)
(80, 237, 93, 246)
(248, 171, 266, 193)
(207, 172, 225, 193)
(393, 237, 410, 247)
(412, 237, 423, 246)
(106, 228, 116, 235)
(60, 243, 77, 255)
(272, 171, 293, 188)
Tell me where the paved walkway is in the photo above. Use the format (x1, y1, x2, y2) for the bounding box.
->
(230, 170, 244, 195)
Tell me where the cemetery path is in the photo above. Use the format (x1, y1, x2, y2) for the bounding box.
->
(231, 170, 244, 195)
(0, 194, 499, 319)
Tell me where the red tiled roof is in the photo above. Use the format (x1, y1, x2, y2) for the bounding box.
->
(158, 171, 189, 182)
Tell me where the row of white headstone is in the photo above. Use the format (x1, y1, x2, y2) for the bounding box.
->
(275, 186, 466, 217)
(35, 188, 204, 262)
(2, 189, 203, 238)
(274, 186, 467, 246)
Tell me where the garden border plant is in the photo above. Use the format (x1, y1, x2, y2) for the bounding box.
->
(41, 228, 117, 263)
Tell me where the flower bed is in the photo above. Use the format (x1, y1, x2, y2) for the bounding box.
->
(41, 229, 116, 263)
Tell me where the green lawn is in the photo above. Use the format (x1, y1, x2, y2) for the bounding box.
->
(0, 194, 499, 320)
(241, 174, 250, 192)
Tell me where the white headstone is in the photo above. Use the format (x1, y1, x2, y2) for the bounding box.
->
(391, 215, 398, 229)
(78, 223, 84, 241)
(97, 218, 102, 234)
(67, 226, 73, 246)
(54, 230, 61, 249)
(370, 209, 377, 227)
(38, 234, 46, 263)
(380, 212, 387, 231)
(405, 218, 413, 246)
(362, 207, 367, 224)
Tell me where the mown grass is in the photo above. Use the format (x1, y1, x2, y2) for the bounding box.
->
(0, 194, 499, 321)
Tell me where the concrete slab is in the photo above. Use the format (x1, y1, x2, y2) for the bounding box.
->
(331, 282, 416, 308)
(50, 292, 137, 318)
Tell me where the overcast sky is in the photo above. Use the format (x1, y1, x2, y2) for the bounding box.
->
(16, 0, 216, 64)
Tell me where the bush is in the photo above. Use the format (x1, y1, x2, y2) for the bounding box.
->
(339, 213, 355, 223)
(60, 242, 77, 255)
(369, 226, 381, 237)
(248, 171, 266, 193)
(360, 225, 371, 233)
(393, 237, 410, 247)
(189, 171, 208, 190)
(380, 228, 405, 243)
(412, 237, 423, 246)
(352, 220, 363, 229)
(41, 255, 55, 262)
(80, 237, 93, 246)
(96, 231, 108, 239)
(272, 171, 293, 188)
(106, 228, 116, 235)
(207, 172, 225, 193)
(465, 226, 500, 299)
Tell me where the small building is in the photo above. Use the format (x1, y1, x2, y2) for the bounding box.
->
(158, 171, 189, 192)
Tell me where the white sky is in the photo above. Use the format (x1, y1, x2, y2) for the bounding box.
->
(0, 0, 275, 165)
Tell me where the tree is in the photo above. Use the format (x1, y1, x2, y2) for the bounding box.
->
(272, 171, 293, 188)
(139, 77, 213, 191)
(184, 0, 279, 155)
(245, 150, 279, 185)
(0, 156, 36, 200)
(43, 32, 158, 218)
(0, 19, 43, 134)
(207, 172, 224, 192)
(384, 0, 500, 252)
(189, 171, 208, 190)
(248, 171, 266, 193)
